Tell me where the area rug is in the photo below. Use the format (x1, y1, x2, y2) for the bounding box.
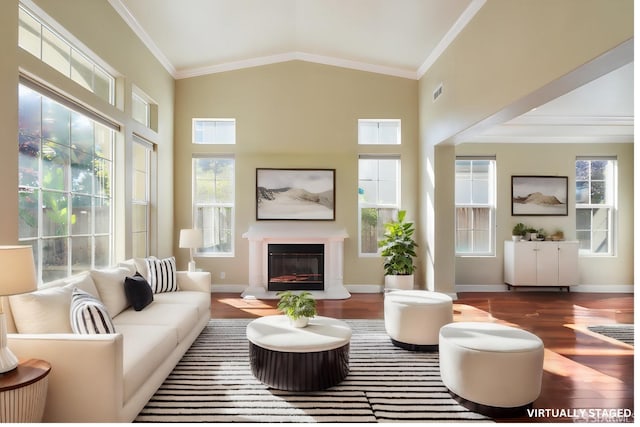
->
(136, 319, 492, 423)
(587, 324, 634, 346)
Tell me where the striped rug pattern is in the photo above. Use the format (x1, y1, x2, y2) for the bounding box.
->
(136, 319, 492, 423)
(587, 324, 634, 346)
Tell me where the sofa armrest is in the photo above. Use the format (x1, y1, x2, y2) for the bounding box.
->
(7, 333, 124, 422)
(177, 271, 211, 293)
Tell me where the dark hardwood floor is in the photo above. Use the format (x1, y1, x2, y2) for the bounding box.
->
(211, 291, 634, 423)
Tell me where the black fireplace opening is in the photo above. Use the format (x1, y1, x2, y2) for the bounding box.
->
(268, 243, 324, 291)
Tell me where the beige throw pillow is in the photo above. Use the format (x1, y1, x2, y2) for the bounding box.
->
(90, 267, 130, 318)
(9, 285, 74, 333)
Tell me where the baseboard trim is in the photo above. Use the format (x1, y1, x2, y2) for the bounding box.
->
(346, 284, 384, 293)
(456, 284, 634, 293)
(211, 284, 246, 293)
(212, 283, 633, 294)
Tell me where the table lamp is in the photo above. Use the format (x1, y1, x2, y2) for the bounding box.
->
(179, 229, 203, 272)
(0, 246, 37, 373)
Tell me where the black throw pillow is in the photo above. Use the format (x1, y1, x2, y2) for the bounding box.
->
(124, 272, 154, 311)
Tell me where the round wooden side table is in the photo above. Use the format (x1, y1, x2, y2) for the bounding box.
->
(0, 359, 51, 423)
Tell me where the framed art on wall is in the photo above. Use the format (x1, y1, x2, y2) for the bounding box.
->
(511, 175, 568, 216)
(256, 168, 335, 220)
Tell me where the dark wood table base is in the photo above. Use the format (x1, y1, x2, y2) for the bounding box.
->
(249, 342, 350, 391)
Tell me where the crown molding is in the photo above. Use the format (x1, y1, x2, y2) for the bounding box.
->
(175, 52, 418, 80)
(108, 0, 176, 76)
(417, 0, 486, 79)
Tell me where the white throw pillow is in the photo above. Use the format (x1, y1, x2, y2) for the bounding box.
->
(90, 266, 130, 318)
(145, 256, 178, 293)
(70, 288, 116, 334)
(9, 284, 74, 333)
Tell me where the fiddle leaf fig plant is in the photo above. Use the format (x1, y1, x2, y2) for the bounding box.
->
(378, 210, 418, 276)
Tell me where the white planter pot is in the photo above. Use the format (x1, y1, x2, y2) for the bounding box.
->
(384, 274, 414, 291)
(289, 316, 309, 328)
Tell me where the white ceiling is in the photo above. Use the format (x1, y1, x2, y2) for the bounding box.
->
(109, 0, 634, 143)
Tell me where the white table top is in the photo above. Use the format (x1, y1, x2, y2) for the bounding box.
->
(246, 315, 352, 353)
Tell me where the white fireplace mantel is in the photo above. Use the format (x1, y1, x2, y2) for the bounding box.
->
(241, 223, 350, 300)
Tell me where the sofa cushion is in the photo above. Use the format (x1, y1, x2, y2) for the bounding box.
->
(146, 257, 178, 293)
(8, 273, 99, 334)
(153, 291, 210, 317)
(70, 288, 116, 334)
(115, 323, 178, 403)
(124, 273, 154, 311)
(90, 267, 130, 318)
(113, 303, 198, 342)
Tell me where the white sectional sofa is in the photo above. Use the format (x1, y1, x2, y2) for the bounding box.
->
(3, 258, 211, 422)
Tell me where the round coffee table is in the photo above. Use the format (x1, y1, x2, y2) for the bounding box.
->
(246, 315, 351, 391)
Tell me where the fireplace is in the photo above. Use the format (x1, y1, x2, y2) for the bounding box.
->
(267, 244, 324, 291)
(242, 222, 350, 299)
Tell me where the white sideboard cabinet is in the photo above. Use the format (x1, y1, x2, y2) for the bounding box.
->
(504, 240, 579, 290)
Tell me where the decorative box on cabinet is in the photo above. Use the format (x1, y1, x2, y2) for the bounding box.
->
(504, 240, 579, 291)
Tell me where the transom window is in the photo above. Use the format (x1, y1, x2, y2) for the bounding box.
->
(358, 119, 401, 145)
(18, 5, 115, 106)
(576, 157, 616, 256)
(192, 119, 236, 144)
(18, 84, 114, 283)
(455, 157, 496, 256)
(358, 155, 400, 255)
(193, 157, 235, 256)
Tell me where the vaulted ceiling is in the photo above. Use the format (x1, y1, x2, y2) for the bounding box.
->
(109, 0, 634, 143)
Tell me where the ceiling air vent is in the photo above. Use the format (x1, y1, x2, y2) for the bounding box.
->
(433, 83, 443, 102)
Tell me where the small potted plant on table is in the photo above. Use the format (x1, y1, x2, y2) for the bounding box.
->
(276, 291, 317, 328)
(512, 222, 527, 241)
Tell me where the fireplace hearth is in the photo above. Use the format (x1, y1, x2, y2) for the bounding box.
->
(268, 244, 324, 291)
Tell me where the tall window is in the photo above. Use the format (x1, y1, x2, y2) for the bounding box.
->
(576, 157, 616, 255)
(358, 155, 400, 255)
(192, 119, 236, 144)
(193, 157, 235, 256)
(132, 138, 152, 258)
(455, 157, 496, 256)
(18, 84, 114, 283)
(358, 119, 401, 145)
(18, 5, 115, 106)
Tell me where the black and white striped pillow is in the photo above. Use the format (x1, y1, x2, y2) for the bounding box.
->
(145, 256, 178, 293)
(70, 288, 116, 334)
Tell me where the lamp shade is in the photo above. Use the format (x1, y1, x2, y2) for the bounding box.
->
(179, 229, 203, 249)
(0, 246, 37, 296)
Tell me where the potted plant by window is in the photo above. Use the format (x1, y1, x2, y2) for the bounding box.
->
(378, 210, 418, 290)
(276, 291, 317, 328)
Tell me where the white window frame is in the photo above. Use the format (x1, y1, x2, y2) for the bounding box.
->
(358, 119, 401, 145)
(357, 154, 401, 257)
(132, 92, 150, 127)
(192, 156, 235, 257)
(131, 136, 152, 258)
(18, 83, 115, 284)
(575, 157, 617, 256)
(18, 3, 116, 106)
(192, 118, 236, 145)
(454, 157, 496, 257)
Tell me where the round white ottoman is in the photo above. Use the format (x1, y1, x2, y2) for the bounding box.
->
(439, 322, 544, 417)
(384, 290, 453, 351)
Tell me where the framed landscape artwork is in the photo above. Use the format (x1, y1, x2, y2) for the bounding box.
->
(511, 175, 568, 216)
(256, 168, 335, 220)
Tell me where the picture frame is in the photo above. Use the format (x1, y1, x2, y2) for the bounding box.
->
(256, 168, 335, 220)
(511, 175, 568, 216)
